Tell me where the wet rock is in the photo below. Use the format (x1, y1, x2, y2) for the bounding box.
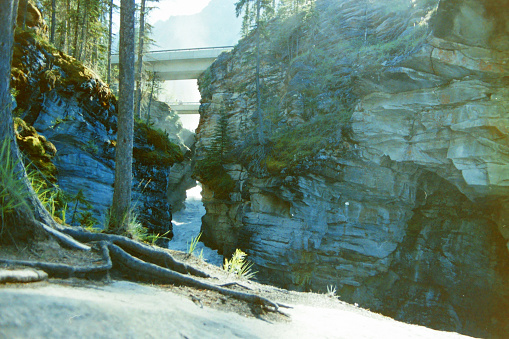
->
(196, 0, 509, 337)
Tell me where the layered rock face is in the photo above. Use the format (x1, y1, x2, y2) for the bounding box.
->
(196, 0, 509, 337)
(11, 31, 190, 237)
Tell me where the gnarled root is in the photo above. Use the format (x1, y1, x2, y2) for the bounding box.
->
(108, 243, 283, 311)
(59, 226, 209, 278)
(0, 241, 111, 278)
(4, 224, 284, 315)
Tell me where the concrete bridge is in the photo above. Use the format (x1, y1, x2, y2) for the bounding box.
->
(168, 102, 200, 115)
(111, 46, 233, 81)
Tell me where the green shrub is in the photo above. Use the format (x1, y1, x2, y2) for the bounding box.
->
(265, 113, 350, 174)
(187, 232, 202, 255)
(223, 249, 257, 280)
(0, 139, 30, 237)
(133, 121, 184, 167)
(193, 156, 235, 199)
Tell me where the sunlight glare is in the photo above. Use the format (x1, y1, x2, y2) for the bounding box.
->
(149, 0, 211, 24)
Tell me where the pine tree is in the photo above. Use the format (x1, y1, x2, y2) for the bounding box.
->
(235, 0, 274, 146)
(109, 0, 136, 233)
(210, 110, 231, 161)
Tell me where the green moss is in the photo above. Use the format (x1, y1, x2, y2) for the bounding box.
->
(193, 156, 235, 200)
(11, 27, 115, 109)
(14, 118, 58, 183)
(265, 113, 351, 174)
(133, 121, 184, 167)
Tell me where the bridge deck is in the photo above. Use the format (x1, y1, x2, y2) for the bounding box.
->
(111, 47, 233, 81)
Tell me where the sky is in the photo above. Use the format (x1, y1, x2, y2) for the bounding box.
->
(148, 0, 212, 25)
(114, 0, 241, 131)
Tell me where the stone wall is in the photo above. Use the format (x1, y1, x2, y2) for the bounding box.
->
(195, 0, 509, 337)
(11, 30, 191, 237)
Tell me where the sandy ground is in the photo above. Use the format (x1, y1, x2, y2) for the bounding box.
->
(0, 279, 473, 339)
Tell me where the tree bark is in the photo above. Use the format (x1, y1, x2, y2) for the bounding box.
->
(146, 72, 155, 125)
(72, 0, 81, 58)
(109, 0, 135, 233)
(107, 0, 114, 85)
(0, 0, 18, 142)
(0, 0, 55, 244)
(134, 0, 146, 120)
(50, 0, 56, 43)
(255, 0, 266, 145)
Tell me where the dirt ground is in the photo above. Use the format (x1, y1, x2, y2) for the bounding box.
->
(0, 241, 473, 338)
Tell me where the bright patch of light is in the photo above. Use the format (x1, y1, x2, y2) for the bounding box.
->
(149, 0, 211, 24)
(186, 184, 203, 201)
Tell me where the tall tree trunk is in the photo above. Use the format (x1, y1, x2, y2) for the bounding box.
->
(50, 0, 56, 43)
(0, 0, 18, 142)
(21, 0, 28, 29)
(72, 0, 81, 58)
(135, 0, 146, 120)
(107, 0, 114, 85)
(78, 0, 89, 61)
(255, 0, 265, 145)
(64, 0, 71, 53)
(146, 72, 155, 125)
(109, 0, 135, 233)
(0, 0, 53, 244)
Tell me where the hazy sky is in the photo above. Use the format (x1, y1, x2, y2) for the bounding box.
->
(148, 0, 212, 24)
(113, 0, 241, 131)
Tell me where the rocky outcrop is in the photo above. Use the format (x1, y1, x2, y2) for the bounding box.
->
(11, 29, 190, 237)
(196, 0, 509, 337)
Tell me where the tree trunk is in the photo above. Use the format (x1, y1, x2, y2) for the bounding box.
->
(109, 0, 135, 233)
(107, 0, 113, 85)
(78, 0, 89, 61)
(255, 0, 265, 145)
(50, 0, 56, 43)
(135, 0, 146, 120)
(0, 0, 53, 244)
(72, 0, 81, 58)
(21, 0, 28, 30)
(146, 72, 155, 125)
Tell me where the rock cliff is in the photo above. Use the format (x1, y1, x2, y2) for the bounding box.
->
(11, 28, 191, 238)
(195, 0, 509, 337)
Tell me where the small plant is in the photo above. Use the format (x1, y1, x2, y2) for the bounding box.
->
(223, 249, 257, 280)
(0, 138, 30, 237)
(126, 212, 147, 241)
(187, 232, 202, 256)
(144, 230, 171, 246)
(327, 285, 337, 298)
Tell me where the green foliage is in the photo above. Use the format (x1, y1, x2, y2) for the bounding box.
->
(133, 121, 184, 167)
(265, 113, 350, 174)
(327, 285, 337, 297)
(143, 230, 171, 246)
(193, 110, 235, 199)
(0, 139, 30, 237)
(77, 210, 99, 229)
(126, 212, 147, 241)
(210, 110, 232, 161)
(187, 232, 202, 256)
(235, 0, 275, 37)
(223, 249, 257, 280)
(194, 156, 236, 200)
(125, 209, 170, 245)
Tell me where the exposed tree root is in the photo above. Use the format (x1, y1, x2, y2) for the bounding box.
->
(0, 268, 48, 283)
(0, 241, 112, 278)
(108, 244, 284, 311)
(58, 226, 209, 278)
(4, 223, 286, 315)
(38, 222, 91, 251)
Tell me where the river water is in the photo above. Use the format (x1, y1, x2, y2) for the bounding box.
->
(168, 184, 223, 267)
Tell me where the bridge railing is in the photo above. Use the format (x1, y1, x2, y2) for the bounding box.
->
(168, 101, 201, 106)
(112, 46, 234, 57)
